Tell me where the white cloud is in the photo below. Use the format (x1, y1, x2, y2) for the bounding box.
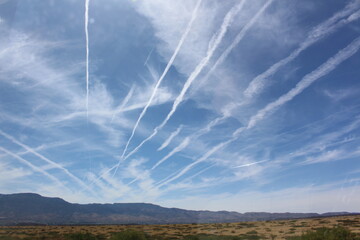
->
(0, 29, 175, 150)
(0, 162, 32, 184)
(0, 146, 66, 188)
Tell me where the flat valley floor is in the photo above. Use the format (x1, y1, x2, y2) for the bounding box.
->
(0, 215, 359, 240)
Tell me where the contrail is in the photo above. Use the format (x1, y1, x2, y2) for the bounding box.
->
(130, 115, 227, 183)
(141, 0, 274, 177)
(150, 163, 215, 191)
(154, 167, 185, 187)
(152, 137, 190, 170)
(110, 86, 135, 123)
(159, 36, 360, 186)
(144, 47, 154, 66)
(155, 1, 360, 184)
(157, 125, 183, 151)
(123, 136, 190, 186)
(124, 112, 230, 185)
(233, 160, 268, 168)
(247, 36, 360, 129)
(165, 103, 360, 176)
(125, 111, 230, 186)
(158, 139, 232, 187)
(195, 113, 229, 137)
(121, 0, 247, 163)
(85, 0, 90, 118)
(184, 163, 216, 182)
(114, 0, 203, 176)
(243, 4, 360, 99)
(159, 2, 360, 165)
(0, 146, 66, 188)
(152, 114, 228, 168)
(0, 130, 95, 194)
(198, 0, 358, 94)
(201, 0, 273, 85)
(85, 111, 227, 187)
(99, 115, 226, 188)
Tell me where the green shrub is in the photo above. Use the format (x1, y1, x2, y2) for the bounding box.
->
(109, 230, 147, 240)
(182, 234, 256, 240)
(286, 226, 360, 240)
(0, 236, 21, 240)
(183, 236, 199, 240)
(65, 232, 101, 240)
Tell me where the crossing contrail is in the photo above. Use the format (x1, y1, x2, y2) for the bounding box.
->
(158, 138, 232, 187)
(111, 86, 135, 123)
(114, 0, 203, 177)
(85, 0, 90, 118)
(0, 146, 67, 189)
(148, 0, 360, 188)
(128, 114, 228, 184)
(151, 114, 228, 169)
(0, 129, 95, 194)
(198, 0, 358, 95)
(159, 36, 360, 186)
(120, 0, 247, 163)
(159, 2, 360, 167)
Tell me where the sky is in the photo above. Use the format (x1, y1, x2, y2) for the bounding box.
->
(0, 0, 360, 214)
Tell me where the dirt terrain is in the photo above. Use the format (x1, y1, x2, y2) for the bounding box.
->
(0, 215, 359, 239)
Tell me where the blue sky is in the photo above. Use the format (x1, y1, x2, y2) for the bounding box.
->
(0, 0, 360, 213)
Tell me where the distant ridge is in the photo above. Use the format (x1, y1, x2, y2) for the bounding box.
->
(0, 193, 358, 225)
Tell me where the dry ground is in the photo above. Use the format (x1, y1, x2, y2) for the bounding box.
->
(0, 215, 359, 239)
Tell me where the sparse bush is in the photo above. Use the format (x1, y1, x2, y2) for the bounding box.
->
(109, 230, 147, 240)
(183, 236, 199, 240)
(65, 232, 101, 240)
(286, 226, 360, 240)
(0, 237, 21, 240)
(183, 234, 256, 240)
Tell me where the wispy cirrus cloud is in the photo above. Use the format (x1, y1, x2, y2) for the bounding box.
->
(323, 87, 360, 102)
(1, 0, 359, 212)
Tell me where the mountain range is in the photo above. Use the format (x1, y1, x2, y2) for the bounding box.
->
(0, 193, 357, 225)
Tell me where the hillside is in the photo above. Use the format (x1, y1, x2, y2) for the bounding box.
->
(0, 193, 356, 225)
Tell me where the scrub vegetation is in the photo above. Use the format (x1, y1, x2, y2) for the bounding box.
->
(0, 215, 359, 240)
